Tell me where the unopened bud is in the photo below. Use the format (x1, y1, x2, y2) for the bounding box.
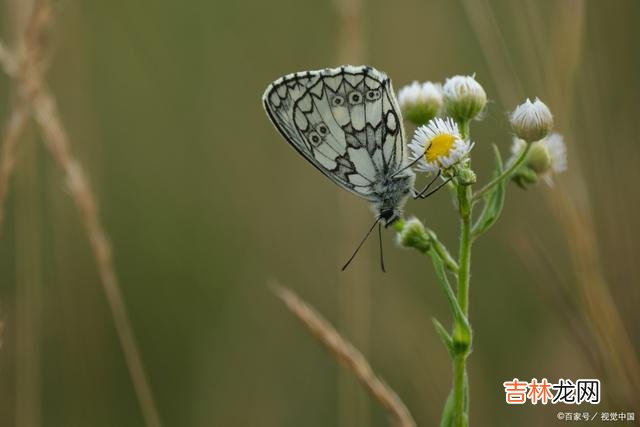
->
(510, 98, 553, 143)
(512, 166, 539, 188)
(398, 81, 443, 126)
(527, 140, 552, 174)
(443, 75, 487, 122)
(396, 217, 430, 253)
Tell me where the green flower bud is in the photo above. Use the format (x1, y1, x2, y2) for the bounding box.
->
(396, 217, 430, 253)
(398, 81, 442, 126)
(510, 133, 567, 188)
(512, 166, 539, 188)
(457, 166, 477, 186)
(443, 75, 487, 122)
(510, 98, 553, 143)
(527, 140, 552, 174)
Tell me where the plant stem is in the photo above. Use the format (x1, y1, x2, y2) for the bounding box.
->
(459, 121, 470, 139)
(453, 183, 473, 426)
(453, 356, 467, 427)
(457, 186, 472, 314)
(473, 142, 532, 201)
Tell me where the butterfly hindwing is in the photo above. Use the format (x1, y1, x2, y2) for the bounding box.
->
(263, 65, 407, 201)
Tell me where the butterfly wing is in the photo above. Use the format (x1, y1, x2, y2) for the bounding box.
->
(262, 65, 407, 202)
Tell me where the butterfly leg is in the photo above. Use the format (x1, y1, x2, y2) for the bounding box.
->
(415, 176, 452, 199)
(412, 170, 441, 199)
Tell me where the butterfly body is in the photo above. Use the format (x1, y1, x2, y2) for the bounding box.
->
(262, 65, 415, 227)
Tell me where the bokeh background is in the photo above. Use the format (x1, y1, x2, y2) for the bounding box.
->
(0, 0, 639, 426)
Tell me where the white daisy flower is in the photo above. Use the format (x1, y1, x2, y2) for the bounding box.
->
(398, 81, 443, 125)
(409, 117, 474, 174)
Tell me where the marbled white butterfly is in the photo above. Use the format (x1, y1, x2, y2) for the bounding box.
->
(263, 65, 442, 270)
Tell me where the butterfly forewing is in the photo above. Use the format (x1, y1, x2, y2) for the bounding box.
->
(263, 66, 408, 202)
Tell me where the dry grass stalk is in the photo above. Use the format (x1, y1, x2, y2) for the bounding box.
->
(0, 1, 162, 425)
(271, 282, 416, 427)
(0, 40, 18, 76)
(32, 85, 163, 427)
(0, 98, 29, 233)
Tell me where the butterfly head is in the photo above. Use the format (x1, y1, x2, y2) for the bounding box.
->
(378, 209, 402, 228)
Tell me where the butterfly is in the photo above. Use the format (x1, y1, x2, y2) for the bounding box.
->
(262, 65, 445, 270)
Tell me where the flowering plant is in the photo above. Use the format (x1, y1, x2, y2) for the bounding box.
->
(396, 75, 566, 426)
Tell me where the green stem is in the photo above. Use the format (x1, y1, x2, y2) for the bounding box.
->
(457, 185, 472, 314)
(472, 142, 532, 201)
(442, 118, 473, 426)
(458, 121, 470, 139)
(453, 183, 473, 426)
(453, 356, 467, 427)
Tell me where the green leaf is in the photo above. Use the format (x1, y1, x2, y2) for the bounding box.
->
(439, 390, 455, 427)
(432, 317, 454, 357)
(428, 250, 471, 338)
(426, 229, 459, 273)
(472, 144, 506, 238)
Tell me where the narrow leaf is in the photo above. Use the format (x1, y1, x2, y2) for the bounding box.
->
(472, 144, 506, 238)
(432, 317, 454, 357)
(428, 250, 470, 334)
(439, 390, 455, 427)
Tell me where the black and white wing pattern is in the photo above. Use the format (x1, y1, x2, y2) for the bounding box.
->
(262, 65, 408, 202)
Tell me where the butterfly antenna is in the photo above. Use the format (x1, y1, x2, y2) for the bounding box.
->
(391, 151, 425, 178)
(378, 221, 386, 273)
(341, 217, 380, 272)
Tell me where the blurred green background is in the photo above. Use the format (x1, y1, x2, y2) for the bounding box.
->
(0, 0, 639, 425)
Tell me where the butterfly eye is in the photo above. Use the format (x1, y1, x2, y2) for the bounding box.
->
(317, 124, 329, 135)
(348, 91, 363, 105)
(366, 89, 381, 101)
(308, 131, 322, 147)
(332, 96, 345, 106)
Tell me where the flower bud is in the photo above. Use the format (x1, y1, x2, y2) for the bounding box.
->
(512, 166, 539, 189)
(442, 75, 487, 122)
(527, 140, 552, 174)
(396, 217, 430, 253)
(398, 81, 442, 126)
(457, 166, 477, 186)
(510, 133, 566, 188)
(510, 98, 553, 143)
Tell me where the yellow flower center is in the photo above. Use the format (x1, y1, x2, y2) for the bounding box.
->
(426, 133, 456, 163)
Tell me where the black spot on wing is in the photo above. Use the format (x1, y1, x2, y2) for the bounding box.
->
(342, 122, 385, 154)
(331, 154, 357, 184)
